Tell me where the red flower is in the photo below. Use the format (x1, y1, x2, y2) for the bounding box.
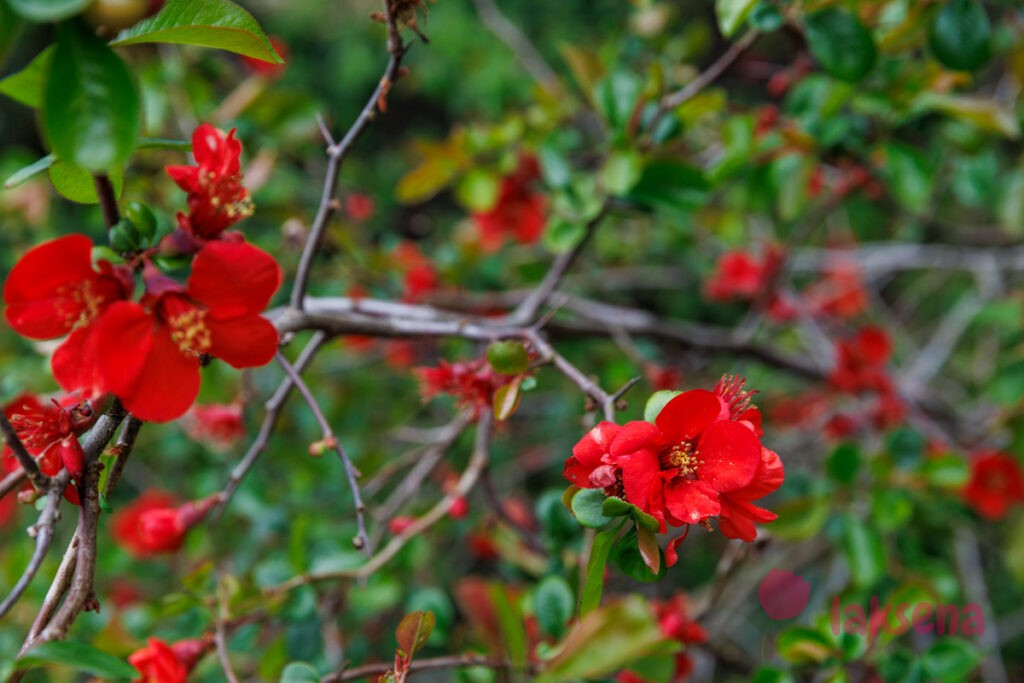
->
(4, 235, 133, 394)
(393, 241, 439, 301)
(183, 402, 245, 451)
(804, 260, 868, 319)
(962, 452, 1024, 520)
(564, 376, 782, 543)
(415, 358, 515, 417)
(89, 241, 281, 422)
(345, 192, 375, 221)
(472, 154, 546, 252)
(129, 639, 187, 683)
(112, 492, 216, 556)
(705, 249, 774, 302)
(829, 326, 892, 393)
(166, 124, 253, 241)
(128, 636, 211, 683)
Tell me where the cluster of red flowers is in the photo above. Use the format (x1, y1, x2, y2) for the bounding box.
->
(393, 241, 439, 302)
(828, 326, 904, 431)
(564, 376, 783, 553)
(472, 154, 547, 252)
(129, 636, 211, 683)
(962, 451, 1024, 521)
(618, 594, 707, 683)
(3, 125, 281, 423)
(415, 357, 518, 417)
(111, 490, 217, 556)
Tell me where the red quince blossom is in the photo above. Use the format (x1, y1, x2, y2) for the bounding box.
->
(472, 154, 547, 252)
(829, 326, 893, 393)
(415, 358, 517, 417)
(564, 376, 782, 546)
(166, 124, 253, 242)
(619, 594, 707, 683)
(183, 402, 245, 451)
(3, 234, 134, 393)
(962, 452, 1024, 520)
(345, 192, 375, 221)
(112, 491, 217, 556)
(804, 260, 868, 319)
(393, 241, 439, 301)
(705, 248, 780, 303)
(88, 241, 281, 422)
(129, 636, 212, 683)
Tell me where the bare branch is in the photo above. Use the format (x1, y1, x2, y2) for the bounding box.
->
(93, 174, 120, 229)
(0, 411, 49, 490)
(324, 653, 523, 682)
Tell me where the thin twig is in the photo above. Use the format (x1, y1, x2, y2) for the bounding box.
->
(268, 412, 492, 593)
(471, 0, 560, 94)
(215, 574, 242, 683)
(103, 416, 143, 500)
(275, 351, 372, 555)
(324, 653, 522, 682)
(289, 1, 408, 310)
(0, 471, 70, 618)
(0, 468, 27, 500)
(0, 412, 48, 490)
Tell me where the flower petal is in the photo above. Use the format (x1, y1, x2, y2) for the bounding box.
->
(52, 326, 105, 397)
(729, 447, 784, 502)
(665, 478, 721, 525)
(120, 326, 200, 422)
(718, 496, 777, 541)
(655, 389, 721, 443)
(610, 420, 662, 458)
(696, 420, 762, 492)
(187, 241, 281, 316)
(205, 314, 279, 369)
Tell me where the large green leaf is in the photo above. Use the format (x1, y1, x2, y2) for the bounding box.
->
(804, 8, 877, 82)
(43, 21, 140, 171)
(17, 641, 139, 679)
(715, 0, 758, 38)
(49, 161, 124, 203)
(580, 525, 619, 615)
(8, 0, 90, 22)
(928, 0, 991, 72)
(0, 45, 53, 108)
(111, 0, 283, 62)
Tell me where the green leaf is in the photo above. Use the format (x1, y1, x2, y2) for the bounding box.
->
(536, 596, 674, 683)
(17, 641, 139, 679)
(570, 488, 612, 529)
(643, 390, 682, 423)
(770, 496, 830, 540)
(750, 2, 784, 32)
(112, 0, 283, 62)
(8, 0, 90, 22)
(635, 525, 661, 575)
(534, 575, 575, 639)
(825, 443, 860, 484)
(489, 584, 528, 666)
(594, 68, 642, 132)
(49, 161, 124, 204)
(611, 528, 665, 582)
(601, 496, 659, 532)
(395, 610, 435, 656)
(715, 0, 758, 38)
(487, 341, 530, 375)
(492, 378, 522, 422)
(580, 525, 619, 615)
(0, 45, 53, 108)
(776, 627, 835, 664)
(928, 0, 991, 72)
(921, 638, 980, 682)
(840, 514, 885, 589)
(43, 21, 140, 171)
(601, 149, 643, 195)
(4, 154, 55, 189)
(916, 93, 1021, 139)
(279, 662, 321, 683)
(455, 168, 499, 212)
(627, 161, 708, 213)
(804, 8, 877, 82)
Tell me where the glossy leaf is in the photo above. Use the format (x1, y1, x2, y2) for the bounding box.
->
(487, 341, 530, 375)
(8, 0, 90, 22)
(0, 45, 53, 108)
(715, 0, 757, 38)
(601, 496, 659, 531)
(395, 610, 435, 656)
(49, 161, 124, 204)
(43, 21, 140, 171)
(17, 641, 138, 679)
(112, 0, 283, 62)
(580, 524, 619, 615)
(611, 528, 665, 582)
(492, 377, 522, 422)
(4, 154, 55, 189)
(570, 488, 612, 529)
(534, 575, 574, 639)
(279, 662, 321, 683)
(804, 8, 877, 82)
(643, 390, 682, 423)
(928, 0, 991, 72)
(840, 514, 885, 589)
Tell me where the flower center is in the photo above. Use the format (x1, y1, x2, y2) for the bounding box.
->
(57, 281, 106, 328)
(668, 442, 702, 478)
(168, 307, 212, 355)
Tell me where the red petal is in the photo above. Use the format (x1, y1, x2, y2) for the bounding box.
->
(571, 421, 620, 466)
(166, 165, 199, 192)
(665, 478, 721, 525)
(91, 302, 154, 399)
(205, 314, 279, 368)
(52, 326, 104, 397)
(718, 496, 777, 541)
(187, 241, 281, 316)
(620, 448, 662, 513)
(120, 326, 201, 422)
(655, 389, 721, 442)
(4, 235, 97, 339)
(729, 447, 784, 501)
(610, 420, 662, 458)
(696, 420, 762, 492)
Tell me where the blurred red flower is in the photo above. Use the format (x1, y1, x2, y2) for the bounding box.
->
(184, 402, 245, 451)
(472, 154, 546, 252)
(963, 452, 1024, 520)
(829, 326, 893, 393)
(129, 636, 211, 683)
(112, 492, 216, 556)
(415, 358, 515, 417)
(241, 36, 288, 78)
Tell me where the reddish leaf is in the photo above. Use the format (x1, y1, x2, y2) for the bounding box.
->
(636, 524, 661, 575)
(395, 610, 435, 656)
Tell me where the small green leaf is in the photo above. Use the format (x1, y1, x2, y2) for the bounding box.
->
(611, 528, 665, 582)
(492, 378, 522, 422)
(750, 2, 784, 32)
(922, 638, 980, 682)
(112, 0, 283, 62)
(570, 488, 612, 529)
(454, 168, 499, 212)
(279, 662, 321, 683)
(534, 575, 575, 639)
(18, 641, 139, 679)
(804, 8, 877, 82)
(594, 68, 642, 132)
(715, 0, 758, 38)
(643, 390, 682, 423)
(627, 161, 709, 212)
(43, 21, 140, 171)
(841, 514, 885, 589)
(395, 610, 435, 656)
(776, 627, 835, 664)
(487, 341, 530, 375)
(49, 161, 124, 204)
(0, 45, 53, 108)
(4, 154, 55, 189)
(928, 0, 991, 72)
(8, 0, 91, 22)
(601, 496, 659, 531)
(601, 150, 643, 195)
(825, 443, 860, 484)
(580, 524, 620, 615)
